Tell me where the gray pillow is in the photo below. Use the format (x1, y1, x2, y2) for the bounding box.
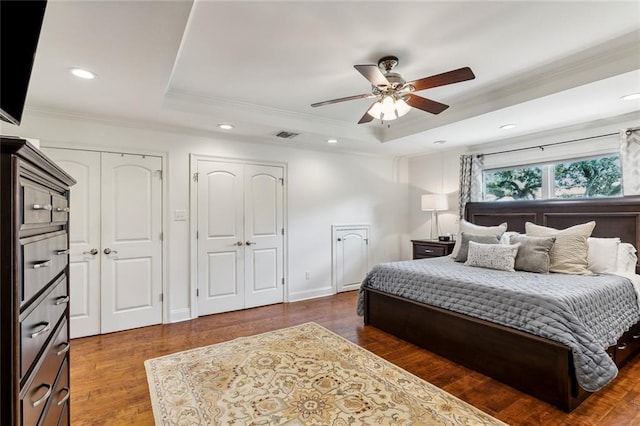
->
(465, 241, 520, 272)
(453, 232, 500, 263)
(510, 235, 556, 273)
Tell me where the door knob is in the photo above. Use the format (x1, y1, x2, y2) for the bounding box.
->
(235, 241, 244, 246)
(103, 248, 118, 255)
(245, 241, 256, 246)
(83, 249, 98, 255)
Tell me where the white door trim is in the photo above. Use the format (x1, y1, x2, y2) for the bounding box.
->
(189, 153, 288, 319)
(41, 143, 169, 325)
(331, 224, 370, 294)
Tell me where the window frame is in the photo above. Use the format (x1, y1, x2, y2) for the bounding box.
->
(482, 152, 622, 201)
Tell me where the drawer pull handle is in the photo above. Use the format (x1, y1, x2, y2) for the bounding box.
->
(618, 343, 628, 350)
(33, 260, 52, 269)
(633, 334, 640, 340)
(31, 323, 51, 338)
(423, 249, 434, 253)
(55, 207, 70, 212)
(31, 383, 52, 408)
(56, 249, 70, 255)
(32, 204, 52, 211)
(55, 296, 70, 305)
(57, 387, 70, 406)
(57, 342, 71, 356)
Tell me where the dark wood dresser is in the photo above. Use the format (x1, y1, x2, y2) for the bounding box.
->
(1, 137, 75, 425)
(411, 239, 456, 259)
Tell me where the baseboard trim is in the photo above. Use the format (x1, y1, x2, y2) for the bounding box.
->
(170, 308, 192, 323)
(288, 287, 334, 302)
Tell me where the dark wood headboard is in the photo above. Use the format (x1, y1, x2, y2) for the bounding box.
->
(465, 196, 640, 274)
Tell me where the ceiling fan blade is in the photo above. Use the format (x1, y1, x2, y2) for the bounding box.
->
(407, 67, 475, 92)
(311, 93, 373, 108)
(406, 94, 449, 115)
(358, 110, 375, 124)
(354, 64, 390, 87)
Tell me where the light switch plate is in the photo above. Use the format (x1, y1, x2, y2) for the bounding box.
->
(174, 209, 187, 221)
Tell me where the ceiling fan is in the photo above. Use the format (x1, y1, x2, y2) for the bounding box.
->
(311, 56, 475, 124)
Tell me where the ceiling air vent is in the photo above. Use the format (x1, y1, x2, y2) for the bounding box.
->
(275, 131, 299, 139)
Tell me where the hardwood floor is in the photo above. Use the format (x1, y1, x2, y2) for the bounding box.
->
(70, 291, 640, 425)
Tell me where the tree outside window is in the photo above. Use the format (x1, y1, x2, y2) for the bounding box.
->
(554, 156, 622, 198)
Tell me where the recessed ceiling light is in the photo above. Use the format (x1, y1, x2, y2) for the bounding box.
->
(621, 93, 640, 101)
(327, 139, 338, 144)
(218, 124, 234, 130)
(500, 123, 517, 130)
(70, 68, 96, 79)
(433, 140, 446, 145)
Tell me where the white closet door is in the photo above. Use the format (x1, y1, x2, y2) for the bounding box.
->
(101, 153, 163, 333)
(42, 148, 101, 338)
(335, 227, 369, 293)
(244, 165, 284, 308)
(197, 161, 245, 315)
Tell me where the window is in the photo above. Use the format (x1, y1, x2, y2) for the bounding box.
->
(483, 155, 622, 201)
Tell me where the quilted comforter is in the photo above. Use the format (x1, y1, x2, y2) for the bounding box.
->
(357, 256, 640, 392)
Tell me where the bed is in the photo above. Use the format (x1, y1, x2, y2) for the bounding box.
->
(359, 196, 640, 412)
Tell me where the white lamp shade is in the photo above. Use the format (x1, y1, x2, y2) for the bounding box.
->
(421, 193, 448, 211)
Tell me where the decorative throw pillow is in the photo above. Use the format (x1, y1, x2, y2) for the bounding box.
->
(510, 235, 556, 273)
(465, 241, 520, 272)
(587, 237, 620, 274)
(450, 219, 507, 258)
(525, 221, 595, 275)
(617, 243, 638, 275)
(453, 232, 500, 263)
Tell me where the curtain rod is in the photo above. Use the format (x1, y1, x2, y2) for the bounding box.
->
(477, 131, 619, 158)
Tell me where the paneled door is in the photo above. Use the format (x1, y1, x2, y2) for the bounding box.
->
(43, 149, 101, 338)
(100, 152, 163, 333)
(333, 225, 369, 293)
(196, 160, 284, 316)
(42, 148, 163, 337)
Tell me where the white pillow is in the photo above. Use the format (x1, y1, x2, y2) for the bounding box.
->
(500, 231, 520, 245)
(525, 221, 595, 275)
(617, 243, 638, 275)
(465, 241, 520, 272)
(451, 219, 507, 258)
(588, 237, 620, 274)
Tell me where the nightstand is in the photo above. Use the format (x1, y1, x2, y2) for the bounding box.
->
(411, 239, 456, 259)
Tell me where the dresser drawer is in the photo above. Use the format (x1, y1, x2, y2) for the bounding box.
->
(22, 182, 53, 227)
(40, 357, 69, 426)
(51, 194, 70, 224)
(21, 333, 68, 426)
(21, 277, 69, 379)
(414, 244, 446, 258)
(22, 232, 69, 305)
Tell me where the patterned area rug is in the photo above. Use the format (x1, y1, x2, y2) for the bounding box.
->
(145, 322, 506, 425)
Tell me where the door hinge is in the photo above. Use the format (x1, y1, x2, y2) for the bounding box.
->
(196, 288, 199, 297)
(160, 232, 163, 241)
(365, 238, 369, 245)
(281, 228, 284, 235)
(279, 177, 284, 186)
(281, 277, 285, 286)
(193, 172, 199, 182)
(156, 169, 163, 179)
(196, 230, 199, 239)
(160, 293, 163, 302)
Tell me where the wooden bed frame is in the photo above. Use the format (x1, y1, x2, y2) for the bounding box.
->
(363, 196, 640, 412)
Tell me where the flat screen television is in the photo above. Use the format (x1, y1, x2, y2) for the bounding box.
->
(0, 1, 47, 126)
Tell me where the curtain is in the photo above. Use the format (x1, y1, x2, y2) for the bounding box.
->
(458, 154, 484, 218)
(620, 127, 640, 195)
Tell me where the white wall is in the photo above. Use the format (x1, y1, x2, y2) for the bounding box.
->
(3, 113, 408, 322)
(406, 113, 640, 245)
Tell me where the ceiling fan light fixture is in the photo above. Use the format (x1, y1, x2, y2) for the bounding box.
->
(367, 95, 411, 121)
